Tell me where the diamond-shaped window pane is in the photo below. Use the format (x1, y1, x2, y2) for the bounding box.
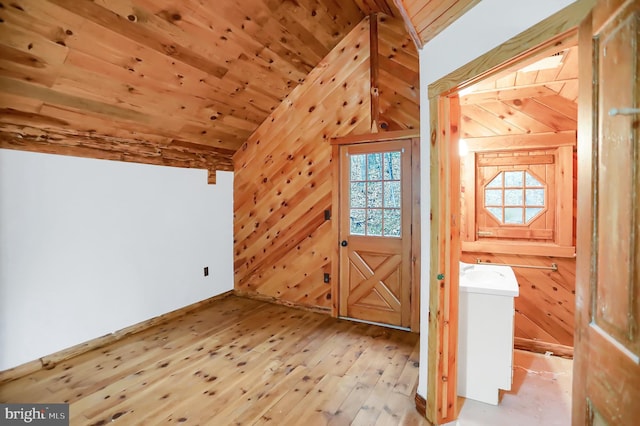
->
(487, 207, 503, 222)
(526, 207, 543, 222)
(486, 173, 503, 188)
(525, 172, 543, 187)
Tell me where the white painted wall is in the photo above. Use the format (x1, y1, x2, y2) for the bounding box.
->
(417, 0, 576, 398)
(0, 149, 234, 371)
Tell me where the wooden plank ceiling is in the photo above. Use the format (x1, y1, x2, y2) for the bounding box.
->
(460, 45, 578, 139)
(0, 0, 474, 180)
(0, 0, 364, 179)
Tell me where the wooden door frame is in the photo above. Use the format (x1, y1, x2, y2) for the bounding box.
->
(425, 1, 595, 423)
(330, 130, 421, 332)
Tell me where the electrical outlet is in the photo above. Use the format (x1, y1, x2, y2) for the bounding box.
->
(204, 267, 209, 277)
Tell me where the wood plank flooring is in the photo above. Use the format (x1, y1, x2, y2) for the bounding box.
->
(0, 296, 426, 425)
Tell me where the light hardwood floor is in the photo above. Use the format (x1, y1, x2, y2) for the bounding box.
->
(0, 296, 425, 425)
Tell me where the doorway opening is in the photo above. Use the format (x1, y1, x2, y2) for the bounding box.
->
(451, 36, 579, 424)
(425, 14, 585, 423)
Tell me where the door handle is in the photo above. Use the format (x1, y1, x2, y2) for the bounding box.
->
(341, 240, 348, 247)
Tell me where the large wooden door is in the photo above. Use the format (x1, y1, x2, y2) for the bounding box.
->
(574, 0, 640, 423)
(338, 140, 412, 328)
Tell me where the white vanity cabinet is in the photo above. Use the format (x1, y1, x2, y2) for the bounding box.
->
(457, 262, 519, 405)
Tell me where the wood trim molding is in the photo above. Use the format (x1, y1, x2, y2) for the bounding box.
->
(330, 129, 419, 145)
(0, 291, 235, 384)
(465, 131, 576, 152)
(234, 289, 332, 315)
(514, 337, 573, 359)
(461, 241, 575, 257)
(414, 392, 427, 418)
(428, 0, 596, 98)
(331, 144, 341, 318)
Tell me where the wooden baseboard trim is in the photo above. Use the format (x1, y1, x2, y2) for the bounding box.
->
(415, 392, 427, 418)
(234, 289, 331, 315)
(0, 291, 234, 384)
(514, 337, 573, 359)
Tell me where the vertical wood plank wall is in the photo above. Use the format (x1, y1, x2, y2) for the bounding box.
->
(233, 15, 419, 310)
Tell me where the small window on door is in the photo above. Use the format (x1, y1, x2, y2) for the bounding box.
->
(484, 170, 546, 225)
(349, 151, 401, 237)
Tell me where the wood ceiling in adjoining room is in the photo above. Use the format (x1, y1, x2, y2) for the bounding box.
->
(0, 0, 364, 178)
(460, 45, 578, 138)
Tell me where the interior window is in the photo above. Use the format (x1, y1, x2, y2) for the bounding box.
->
(484, 170, 545, 225)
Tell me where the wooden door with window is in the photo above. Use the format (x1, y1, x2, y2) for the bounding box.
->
(338, 140, 412, 328)
(574, 0, 640, 423)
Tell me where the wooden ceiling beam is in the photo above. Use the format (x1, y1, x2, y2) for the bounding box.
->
(0, 125, 234, 179)
(460, 83, 576, 105)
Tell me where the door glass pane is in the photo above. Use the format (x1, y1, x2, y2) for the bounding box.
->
(367, 153, 383, 180)
(349, 150, 402, 237)
(504, 207, 523, 224)
(384, 181, 401, 208)
(504, 171, 523, 187)
(383, 151, 401, 180)
(505, 189, 523, 206)
(350, 209, 365, 235)
(367, 209, 383, 236)
(350, 154, 366, 181)
(367, 182, 383, 208)
(350, 182, 366, 207)
(383, 209, 401, 236)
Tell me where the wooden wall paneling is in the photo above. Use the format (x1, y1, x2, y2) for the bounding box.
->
(234, 13, 419, 312)
(233, 19, 373, 309)
(461, 252, 576, 349)
(376, 13, 419, 131)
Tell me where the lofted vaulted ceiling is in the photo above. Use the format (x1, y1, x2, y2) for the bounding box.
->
(0, 0, 476, 178)
(460, 45, 578, 138)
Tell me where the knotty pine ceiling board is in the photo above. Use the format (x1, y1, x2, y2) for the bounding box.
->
(461, 45, 578, 139)
(394, 0, 480, 48)
(0, 0, 364, 178)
